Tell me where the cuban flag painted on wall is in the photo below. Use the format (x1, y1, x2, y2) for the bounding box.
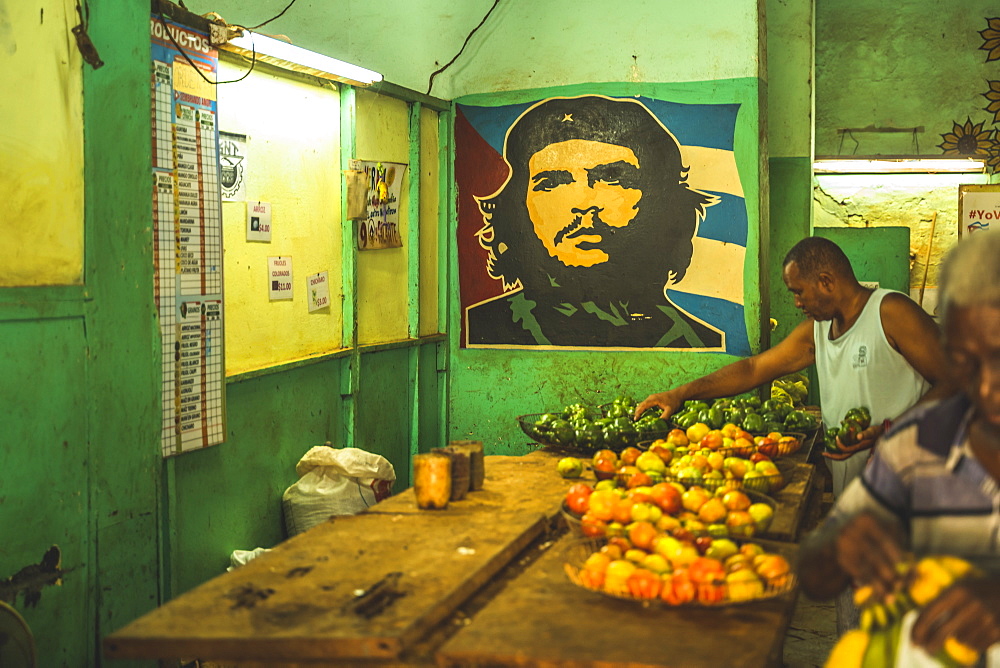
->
(456, 93, 750, 356)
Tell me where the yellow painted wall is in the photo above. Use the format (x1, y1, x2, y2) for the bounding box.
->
(0, 0, 84, 285)
(419, 107, 440, 336)
(355, 90, 410, 344)
(217, 59, 343, 374)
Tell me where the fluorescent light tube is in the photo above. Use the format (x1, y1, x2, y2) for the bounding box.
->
(813, 157, 986, 174)
(223, 31, 382, 86)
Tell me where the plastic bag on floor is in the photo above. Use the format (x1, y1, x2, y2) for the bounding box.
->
(227, 547, 271, 571)
(282, 444, 396, 537)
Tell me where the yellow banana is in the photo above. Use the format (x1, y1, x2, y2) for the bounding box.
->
(824, 629, 871, 668)
(854, 584, 875, 607)
(943, 636, 980, 666)
(870, 602, 889, 629)
(859, 606, 875, 633)
(909, 558, 955, 606)
(933, 555, 976, 580)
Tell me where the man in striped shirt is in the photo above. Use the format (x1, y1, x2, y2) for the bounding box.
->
(798, 232, 1000, 666)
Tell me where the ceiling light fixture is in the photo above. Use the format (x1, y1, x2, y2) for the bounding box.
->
(220, 30, 383, 87)
(813, 156, 986, 174)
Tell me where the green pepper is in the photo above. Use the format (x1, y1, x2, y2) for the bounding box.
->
(724, 407, 746, 426)
(844, 407, 872, 430)
(838, 418, 864, 446)
(638, 417, 669, 434)
(764, 421, 785, 434)
(674, 410, 698, 430)
(743, 412, 764, 434)
(784, 410, 818, 431)
(605, 402, 630, 419)
(824, 426, 841, 452)
(685, 400, 710, 413)
(760, 399, 783, 413)
(546, 419, 573, 445)
(708, 407, 725, 430)
(574, 423, 603, 451)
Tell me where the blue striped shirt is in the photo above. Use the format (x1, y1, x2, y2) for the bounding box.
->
(827, 394, 1000, 666)
(832, 393, 1000, 568)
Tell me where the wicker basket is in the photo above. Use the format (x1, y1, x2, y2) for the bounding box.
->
(562, 535, 796, 607)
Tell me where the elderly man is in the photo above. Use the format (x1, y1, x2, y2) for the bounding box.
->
(465, 95, 722, 349)
(797, 232, 1000, 666)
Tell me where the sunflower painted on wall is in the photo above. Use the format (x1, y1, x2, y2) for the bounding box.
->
(937, 117, 993, 157)
(935, 19, 1000, 173)
(980, 17, 1000, 62)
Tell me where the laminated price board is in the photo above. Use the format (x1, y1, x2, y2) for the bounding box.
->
(151, 11, 226, 456)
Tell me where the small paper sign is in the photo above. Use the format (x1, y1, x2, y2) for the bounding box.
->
(268, 256, 293, 300)
(219, 131, 247, 201)
(248, 201, 272, 242)
(307, 271, 330, 312)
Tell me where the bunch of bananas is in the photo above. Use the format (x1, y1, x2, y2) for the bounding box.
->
(824, 555, 981, 668)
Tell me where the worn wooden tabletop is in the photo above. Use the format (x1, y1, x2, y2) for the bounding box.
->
(103, 447, 816, 667)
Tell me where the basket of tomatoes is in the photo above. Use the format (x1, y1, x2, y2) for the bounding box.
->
(562, 533, 795, 606)
(560, 474, 777, 542)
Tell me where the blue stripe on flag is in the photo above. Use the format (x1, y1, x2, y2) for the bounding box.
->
(666, 291, 750, 356)
(698, 192, 748, 246)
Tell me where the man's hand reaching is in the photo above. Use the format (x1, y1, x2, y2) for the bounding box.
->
(634, 391, 685, 422)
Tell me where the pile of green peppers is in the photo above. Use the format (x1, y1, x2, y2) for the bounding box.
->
(823, 406, 872, 453)
(671, 394, 819, 436)
(528, 395, 670, 453)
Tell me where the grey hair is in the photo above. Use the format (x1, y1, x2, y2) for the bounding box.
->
(938, 233, 1000, 325)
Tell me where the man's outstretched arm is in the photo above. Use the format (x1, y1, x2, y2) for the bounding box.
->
(635, 319, 817, 421)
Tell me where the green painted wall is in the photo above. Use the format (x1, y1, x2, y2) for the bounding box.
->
(816, 0, 1000, 157)
(766, 0, 814, 344)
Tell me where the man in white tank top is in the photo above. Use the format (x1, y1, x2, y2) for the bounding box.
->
(637, 236, 952, 635)
(637, 236, 950, 494)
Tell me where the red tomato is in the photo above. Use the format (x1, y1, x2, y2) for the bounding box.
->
(579, 512, 608, 538)
(627, 568, 662, 600)
(661, 570, 696, 605)
(565, 483, 593, 516)
(649, 482, 682, 514)
(687, 556, 726, 584)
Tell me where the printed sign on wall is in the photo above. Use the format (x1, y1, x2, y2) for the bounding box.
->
(455, 94, 750, 353)
(268, 256, 293, 300)
(959, 184, 999, 236)
(307, 270, 330, 312)
(357, 160, 407, 250)
(247, 201, 271, 242)
(219, 131, 247, 201)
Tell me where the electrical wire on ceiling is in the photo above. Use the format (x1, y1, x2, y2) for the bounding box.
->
(157, 0, 304, 86)
(426, 0, 501, 95)
(248, 0, 299, 30)
(157, 8, 255, 85)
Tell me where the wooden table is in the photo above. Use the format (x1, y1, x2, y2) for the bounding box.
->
(104, 449, 815, 667)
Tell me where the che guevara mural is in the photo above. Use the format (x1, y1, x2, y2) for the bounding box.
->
(456, 93, 751, 355)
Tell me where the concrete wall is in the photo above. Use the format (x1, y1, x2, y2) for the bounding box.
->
(816, 0, 1000, 157)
